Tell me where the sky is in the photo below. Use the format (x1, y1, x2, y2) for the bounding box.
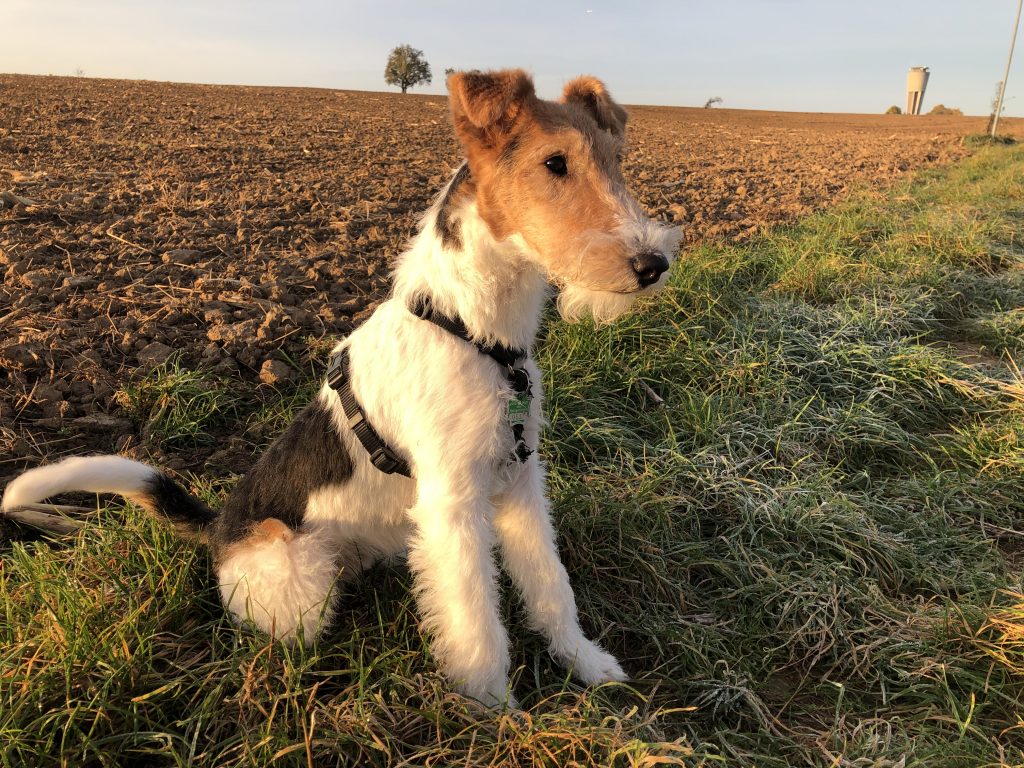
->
(3, 0, 1022, 116)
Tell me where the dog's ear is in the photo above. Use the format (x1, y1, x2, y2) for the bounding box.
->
(448, 69, 536, 149)
(561, 76, 628, 137)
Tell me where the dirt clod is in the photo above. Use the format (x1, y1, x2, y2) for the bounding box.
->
(137, 342, 175, 366)
(259, 359, 295, 386)
(72, 413, 133, 433)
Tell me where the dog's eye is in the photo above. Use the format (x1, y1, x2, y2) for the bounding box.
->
(544, 154, 568, 177)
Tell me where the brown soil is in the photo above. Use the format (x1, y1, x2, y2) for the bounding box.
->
(1, 74, 1020, 484)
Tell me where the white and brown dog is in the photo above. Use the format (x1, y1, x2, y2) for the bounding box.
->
(2, 69, 681, 707)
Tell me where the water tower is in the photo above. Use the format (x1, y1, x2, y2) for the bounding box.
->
(906, 67, 929, 115)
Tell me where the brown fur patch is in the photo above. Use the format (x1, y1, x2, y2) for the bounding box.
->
(249, 517, 295, 544)
(561, 76, 628, 136)
(447, 69, 536, 148)
(446, 69, 640, 292)
(217, 516, 295, 562)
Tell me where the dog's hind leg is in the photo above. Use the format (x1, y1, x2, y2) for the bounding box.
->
(494, 460, 626, 686)
(215, 518, 340, 646)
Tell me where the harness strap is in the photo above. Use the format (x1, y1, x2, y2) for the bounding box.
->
(325, 349, 412, 477)
(410, 296, 526, 369)
(324, 298, 534, 479)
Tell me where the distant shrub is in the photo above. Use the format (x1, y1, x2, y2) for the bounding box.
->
(885, 105, 902, 115)
(928, 104, 963, 116)
(964, 134, 1017, 147)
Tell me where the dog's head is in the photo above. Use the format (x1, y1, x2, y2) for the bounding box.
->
(447, 68, 681, 323)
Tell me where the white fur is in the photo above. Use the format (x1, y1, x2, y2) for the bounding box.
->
(2, 153, 675, 708)
(556, 284, 638, 324)
(1, 455, 155, 512)
(393, 200, 548, 349)
(218, 524, 338, 643)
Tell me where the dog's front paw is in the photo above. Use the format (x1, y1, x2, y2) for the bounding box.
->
(557, 639, 627, 686)
(459, 678, 520, 711)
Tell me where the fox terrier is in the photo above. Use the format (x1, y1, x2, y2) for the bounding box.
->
(3, 69, 681, 707)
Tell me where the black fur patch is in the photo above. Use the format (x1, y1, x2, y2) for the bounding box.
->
(434, 162, 470, 250)
(213, 400, 353, 548)
(144, 473, 218, 532)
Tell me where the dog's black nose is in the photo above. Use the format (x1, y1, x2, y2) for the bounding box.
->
(631, 252, 669, 288)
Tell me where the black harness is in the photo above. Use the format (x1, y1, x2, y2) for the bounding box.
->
(325, 298, 534, 478)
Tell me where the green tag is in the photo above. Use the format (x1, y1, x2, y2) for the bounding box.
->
(506, 393, 531, 427)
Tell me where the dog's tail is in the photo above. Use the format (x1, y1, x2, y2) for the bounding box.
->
(1, 455, 216, 539)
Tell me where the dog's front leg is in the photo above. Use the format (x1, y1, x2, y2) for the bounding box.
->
(406, 478, 515, 708)
(494, 458, 626, 686)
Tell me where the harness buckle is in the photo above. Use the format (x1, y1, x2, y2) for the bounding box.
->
(509, 366, 531, 394)
(369, 446, 404, 475)
(325, 352, 347, 389)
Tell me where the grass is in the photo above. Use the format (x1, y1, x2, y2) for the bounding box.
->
(2, 143, 1024, 766)
(114, 355, 241, 450)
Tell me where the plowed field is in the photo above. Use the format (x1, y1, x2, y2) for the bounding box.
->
(1, 74, 1018, 482)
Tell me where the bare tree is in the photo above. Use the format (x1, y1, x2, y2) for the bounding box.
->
(384, 45, 432, 94)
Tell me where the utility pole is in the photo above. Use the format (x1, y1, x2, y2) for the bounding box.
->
(992, 0, 1023, 137)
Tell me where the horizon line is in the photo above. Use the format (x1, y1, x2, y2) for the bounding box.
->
(2, 71, 1018, 121)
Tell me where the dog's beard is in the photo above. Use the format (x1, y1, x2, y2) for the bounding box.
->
(556, 284, 638, 325)
(552, 221, 680, 325)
